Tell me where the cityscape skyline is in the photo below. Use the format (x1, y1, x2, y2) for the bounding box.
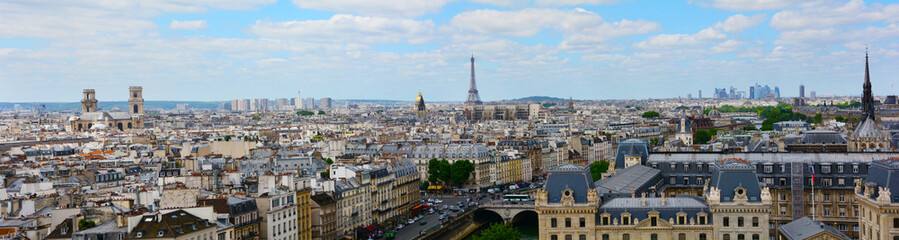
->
(2, 0, 899, 102)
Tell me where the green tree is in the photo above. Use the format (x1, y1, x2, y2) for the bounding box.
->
(450, 160, 475, 187)
(324, 158, 334, 164)
(421, 181, 430, 190)
(78, 219, 96, 230)
(224, 136, 231, 141)
(589, 160, 610, 180)
(474, 223, 522, 240)
(427, 159, 441, 184)
(649, 137, 659, 146)
(813, 113, 823, 124)
(318, 110, 326, 115)
(835, 116, 846, 122)
(693, 129, 718, 144)
(251, 116, 261, 120)
(742, 125, 757, 131)
(296, 111, 314, 116)
(641, 111, 660, 118)
(437, 160, 452, 184)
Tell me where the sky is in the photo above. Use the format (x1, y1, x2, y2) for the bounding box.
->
(1, 0, 898, 102)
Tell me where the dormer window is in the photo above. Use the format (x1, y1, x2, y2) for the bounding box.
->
(158, 230, 165, 237)
(61, 227, 67, 235)
(136, 231, 143, 238)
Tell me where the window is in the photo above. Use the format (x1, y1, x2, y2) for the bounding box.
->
(622, 216, 630, 225)
(839, 207, 846, 217)
(752, 217, 759, 227)
(894, 218, 899, 228)
(678, 216, 685, 225)
(822, 178, 832, 186)
(651, 217, 657, 226)
(579, 235, 586, 240)
(565, 218, 571, 228)
(824, 194, 831, 201)
(822, 165, 831, 174)
(738, 234, 745, 240)
(566, 235, 572, 240)
(670, 164, 677, 171)
(738, 217, 744, 227)
(838, 178, 845, 186)
(136, 232, 143, 238)
(764, 165, 773, 173)
(764, 177, 774, 186)
(697, 177, 704, 185)
(683, 177, 690, 185)
(838, 165, 844, 173)
(780, 194, 787, 201)
(679, 233, 686, 240)
(602, 234, 609, 240)
(780, 178, 787, 186)
(683, 164, 690, 172)
(622, 234, 630, 240)
(551, 235, 558, 240)
(723, 217, 730, 227)
(670, 176, 677, 185)
(651, 234, 658, 240)
(853, 165, 859, 173)
(551, 218, 557, 228)
(752, 234, 759, 240)
(699, 216, 706, 224)
(580, 218, 586, 227)
(699, 234, 707, 240)
(723, 234, 730, 240)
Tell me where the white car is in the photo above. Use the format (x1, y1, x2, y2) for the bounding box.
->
(434, 199, 443, 203)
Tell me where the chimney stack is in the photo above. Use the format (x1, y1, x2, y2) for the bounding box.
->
(661, 191, 666, 206)
(641, 192, 646, 206)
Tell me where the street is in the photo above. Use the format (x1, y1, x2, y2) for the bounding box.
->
(394, 193, 492, 240)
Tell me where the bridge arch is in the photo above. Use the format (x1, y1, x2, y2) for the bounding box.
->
(510, 210, 538, 231)
(472, 208, 504, 224)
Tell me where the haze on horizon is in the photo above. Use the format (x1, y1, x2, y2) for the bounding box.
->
(1, 0, 898, 102)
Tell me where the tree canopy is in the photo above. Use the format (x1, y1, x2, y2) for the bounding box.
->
(296, 110, 314, 116)
(641, 111, 660, 118)
(693, 129, 718, 144)
(589, 160, 610, 180)
(474, 223, 522, 240)
(427, 158, 474, 187)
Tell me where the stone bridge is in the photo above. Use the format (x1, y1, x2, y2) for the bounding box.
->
(473, 202, 538, 224)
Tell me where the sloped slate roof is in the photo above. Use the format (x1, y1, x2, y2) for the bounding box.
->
(778, 217, 849, 240)
(709, 159, 763, 202)
(544, 164, 594, 203)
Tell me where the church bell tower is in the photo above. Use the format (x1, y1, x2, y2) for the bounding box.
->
(129, 86, 144, 115)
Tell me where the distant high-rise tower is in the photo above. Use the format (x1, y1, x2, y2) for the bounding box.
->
(810, 90, 816, 98)
(415, 92, 427, 119)
(799, 85, 805, 98)
(129, 86, 143, 115)
(81, 89, 97, 113)
(321, 98, 332, 109)
(774, 87, 780, 98)
(295, 91, 302, 110)
(465, 55, 482, 105)
(698, 90, 702, 99)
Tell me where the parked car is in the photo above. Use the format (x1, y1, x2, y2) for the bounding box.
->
(439, 214, 446, 220)
(419, 220, 427, 225)
(397, 224, 405, 229)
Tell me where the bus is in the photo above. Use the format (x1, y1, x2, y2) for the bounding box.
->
(503, 194, 531, 201)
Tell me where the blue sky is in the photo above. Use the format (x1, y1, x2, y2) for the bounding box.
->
(1, 0, 898, 102)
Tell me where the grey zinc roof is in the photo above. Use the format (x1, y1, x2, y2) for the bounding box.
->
(599, 196, 710, 225)
(595, 165, 660, 194)
(544, 164, 595, 203)
(865, 158, 899, 202)
(799, 131, 847, 144)
(647, 152, 897, 164)
(614, 139, 649, 169)
(709, 159, 763, 202)
(75, 220, 126, 234)
(853, 116, 888, 139)
(778, 217, 850, 240)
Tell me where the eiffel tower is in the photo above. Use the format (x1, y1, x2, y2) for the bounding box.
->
(465, 55, 483, 105)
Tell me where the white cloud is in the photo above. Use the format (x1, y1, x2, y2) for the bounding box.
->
(775, 23, 899, 46)
(713, 14, 767, 33)
(770, 0, 899, 31)
(689, 0, 823, 11)
(246, 15, 435, 44)
(448, 8, 659, 45)
(170, 20, 209, 30)
(0, 0, 273, 39)
(469, 0, 530, 8)
(534, 0, 620, 6)
(291, 0, 454, 17)
(635, 28, 726, 49)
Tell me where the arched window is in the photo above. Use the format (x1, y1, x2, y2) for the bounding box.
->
(133, 104, 139, 113)
(752, 217, 759, 227)
(699, 234, 707, 240)
(650, 234, 658, 240)
(752, 234, 760, 240)
(117, 122, 123, 131)
(738, 217, 744, 227)
(128, 123, 133, 128)
(723, 234, 730, 240)
(723, 217, 730, 227)
(679, 233, 686, 240)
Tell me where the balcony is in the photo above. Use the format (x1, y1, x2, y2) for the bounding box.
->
(234, 217, 263, 229)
